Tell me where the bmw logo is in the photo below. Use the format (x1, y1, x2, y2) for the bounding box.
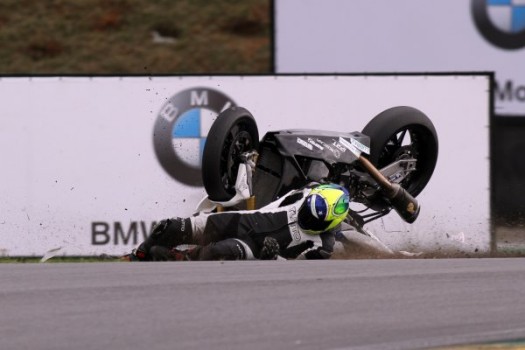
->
(153, 87, 236, 186)
(472, 0, 525, 49)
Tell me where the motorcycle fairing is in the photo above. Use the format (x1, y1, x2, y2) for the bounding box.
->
(269, 129, 371, 165)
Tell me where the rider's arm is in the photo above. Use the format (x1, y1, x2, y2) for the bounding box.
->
(279, 240, 314, 259)
(301, 230, 336, 260)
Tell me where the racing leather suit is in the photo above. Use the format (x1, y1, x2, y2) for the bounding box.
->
(135, 186, 337, 261)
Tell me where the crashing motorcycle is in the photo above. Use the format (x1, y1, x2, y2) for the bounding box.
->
(197, 106, 439, 257)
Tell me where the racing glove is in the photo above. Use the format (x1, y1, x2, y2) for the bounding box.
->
(259, 236, 280, 260)
(304, 246, 332, 259)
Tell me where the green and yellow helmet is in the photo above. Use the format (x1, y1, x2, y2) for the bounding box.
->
(298, 184, 351, 234)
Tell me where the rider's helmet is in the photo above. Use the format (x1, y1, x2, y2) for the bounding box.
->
(298, 184, 350, 234)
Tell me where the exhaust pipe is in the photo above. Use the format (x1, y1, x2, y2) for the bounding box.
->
(384, 183, 420, 223)
(358, 156, 420, 223)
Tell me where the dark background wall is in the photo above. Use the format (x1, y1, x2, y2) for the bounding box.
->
(492, 117, 525, 226)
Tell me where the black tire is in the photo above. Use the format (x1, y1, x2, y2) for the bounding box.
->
(361, 106, 438, 198)
(202, 106, 259, 201)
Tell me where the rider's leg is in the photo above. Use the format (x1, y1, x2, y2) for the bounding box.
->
(133, 217, 193, 260)
(188, 236, 281, 261)
(188, 238, 255, 261)
(148, 245, 192, 261)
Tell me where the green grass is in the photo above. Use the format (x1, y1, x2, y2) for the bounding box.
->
(0, 0, 271, 74)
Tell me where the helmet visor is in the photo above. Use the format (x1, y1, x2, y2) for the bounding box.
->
(333, 197, 350, 216)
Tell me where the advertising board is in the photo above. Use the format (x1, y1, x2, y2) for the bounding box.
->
(0, 74, 491, 256)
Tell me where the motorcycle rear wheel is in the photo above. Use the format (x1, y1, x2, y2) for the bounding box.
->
(361, 106, 438, 198)
(202, 106, 259, 201)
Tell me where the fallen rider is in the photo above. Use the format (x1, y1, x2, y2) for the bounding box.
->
(125, 183, 351, 261)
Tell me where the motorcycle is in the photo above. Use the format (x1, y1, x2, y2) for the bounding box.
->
(196, 105, 438, 256)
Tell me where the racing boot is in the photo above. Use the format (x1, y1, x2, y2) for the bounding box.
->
(127, 217, 193, 261)
(121, 247, 147, 261)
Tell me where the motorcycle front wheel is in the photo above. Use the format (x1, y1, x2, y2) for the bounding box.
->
(202, 106, 259, 202)
(361, 106, 438, 198)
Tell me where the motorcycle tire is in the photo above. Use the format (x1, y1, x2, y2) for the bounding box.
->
(361, 106, 438, 198)
(202, 106, 259, 202)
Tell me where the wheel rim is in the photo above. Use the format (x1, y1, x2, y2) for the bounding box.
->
(218, 123, 255, 195)
(376, 125, 434, 195)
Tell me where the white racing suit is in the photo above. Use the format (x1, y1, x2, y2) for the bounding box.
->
(135, 186, 337, 261)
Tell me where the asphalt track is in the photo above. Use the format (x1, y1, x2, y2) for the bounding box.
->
(2, 258, 525, 350)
